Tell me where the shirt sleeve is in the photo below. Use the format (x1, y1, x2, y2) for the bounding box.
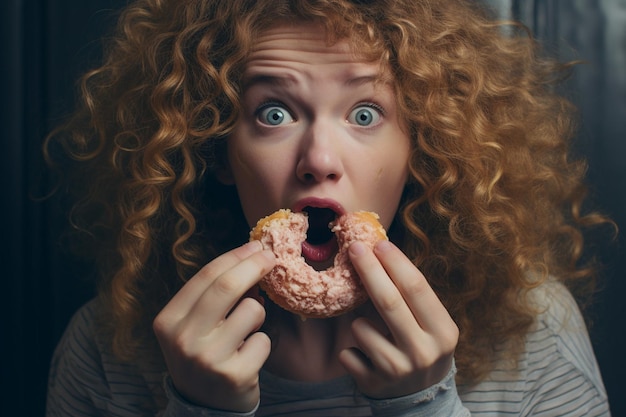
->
(161, 376, 258, 417)
(368, 363, 470, 417)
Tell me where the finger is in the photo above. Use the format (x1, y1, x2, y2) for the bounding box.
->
(214, 298, 267, 353)
(161, 241, 267, 319)
(339, 347, 373, 382)
(350, 317, 409, 377)
(374, 240, 457, 335)
(349, 241, 420, 346)
(186, 249, 276, 330)
(236, 331, 272, 371)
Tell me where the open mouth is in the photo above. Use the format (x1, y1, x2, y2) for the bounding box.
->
(303, 207, 336, 245)
(301, 207, 339, 266)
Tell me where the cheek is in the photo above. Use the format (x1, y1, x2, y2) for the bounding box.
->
(229, 145, 257, 179)
(228, 145, 292, 221)
(231, 147, 289, 187)
(371, 168, 408, 226)
(369, 148, 410, 227)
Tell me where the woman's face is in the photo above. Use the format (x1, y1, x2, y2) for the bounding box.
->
(226, 23, 411, 265)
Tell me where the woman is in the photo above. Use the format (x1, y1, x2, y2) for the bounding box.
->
(46, 0, 612, 415)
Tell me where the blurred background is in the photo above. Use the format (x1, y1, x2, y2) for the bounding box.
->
(3, 0, 625, 415)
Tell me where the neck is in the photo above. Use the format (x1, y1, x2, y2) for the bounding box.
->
(264, 311, 356, 381)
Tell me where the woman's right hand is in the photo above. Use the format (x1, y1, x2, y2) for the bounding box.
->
(153, 240, 276, 413)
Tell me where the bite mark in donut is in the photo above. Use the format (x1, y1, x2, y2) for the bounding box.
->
(250, 209, 387, 318)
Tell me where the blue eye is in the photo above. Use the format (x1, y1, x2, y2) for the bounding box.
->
(257, 104, 294, 126)
(348, 105, 382, 126)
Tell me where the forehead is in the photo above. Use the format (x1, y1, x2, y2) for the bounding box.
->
(243, 23, 391, 85)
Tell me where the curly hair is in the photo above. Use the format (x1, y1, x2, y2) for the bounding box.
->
(45, 0, 612, 384)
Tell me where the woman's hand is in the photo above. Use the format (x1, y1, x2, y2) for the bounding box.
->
(153, 241, 276, 412)
(339, 240, 459, 399)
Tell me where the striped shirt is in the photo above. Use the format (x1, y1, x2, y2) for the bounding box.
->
(46, 282, 610, 416)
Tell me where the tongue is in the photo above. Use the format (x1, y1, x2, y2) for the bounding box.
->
(301, 237, 338, 264)
(301, 208, 338, 265)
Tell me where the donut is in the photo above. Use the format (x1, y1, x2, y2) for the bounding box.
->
(249, 209, 387, 318)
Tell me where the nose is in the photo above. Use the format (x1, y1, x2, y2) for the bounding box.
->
(295, 122, 344, 184)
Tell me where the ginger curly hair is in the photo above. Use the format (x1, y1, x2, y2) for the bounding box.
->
(45, 0, 611, 384)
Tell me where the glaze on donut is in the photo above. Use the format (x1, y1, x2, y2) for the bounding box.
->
(249, 209, 387, 318)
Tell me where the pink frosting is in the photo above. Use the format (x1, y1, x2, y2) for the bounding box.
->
(252, 210, 386, 318)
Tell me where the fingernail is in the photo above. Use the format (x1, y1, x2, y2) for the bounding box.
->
(350, 241, 367, 256)
(261, 249, 276, 261)
(245, 240, 263, 252)
(375, 240, 393, 253)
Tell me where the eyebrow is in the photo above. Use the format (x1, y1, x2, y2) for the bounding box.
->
(242, 73, 391, 92)
(344, 74, 383, 87)
(241, 74, 297, 91)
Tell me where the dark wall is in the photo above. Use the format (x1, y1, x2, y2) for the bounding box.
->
(3, 1, 624, 416)
(2, 1, 126, 415)
(511, 4, 626, 416)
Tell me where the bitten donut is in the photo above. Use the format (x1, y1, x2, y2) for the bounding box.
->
(250, 209, 387, 318)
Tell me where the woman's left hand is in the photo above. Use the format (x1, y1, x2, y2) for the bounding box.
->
(339, 240, 459, 399)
